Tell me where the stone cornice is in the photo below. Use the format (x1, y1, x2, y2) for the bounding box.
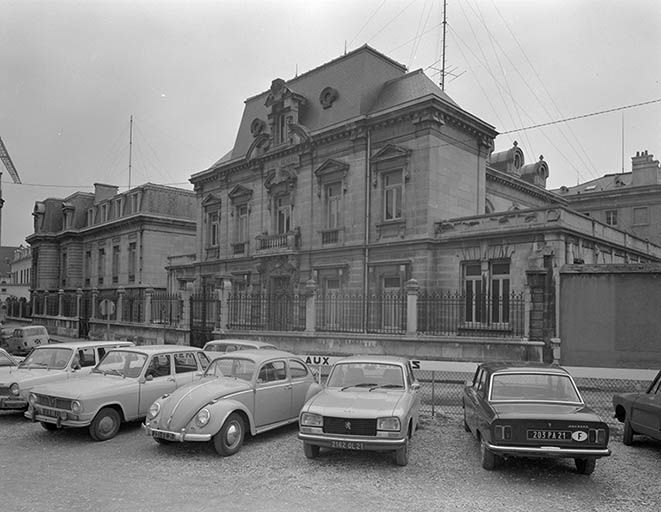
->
(487, 167, 566, 205)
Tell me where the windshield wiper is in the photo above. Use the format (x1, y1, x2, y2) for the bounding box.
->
(341, 382, 378, 391)
(102, 369, 124, 377)
(369, 384, 404, 391)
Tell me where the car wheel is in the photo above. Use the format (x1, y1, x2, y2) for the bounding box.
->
(89, 407, 121, 442)
(462, 407, 470, 432)
(40, 421, 58, 432)
(213, 413, 244, 456)
(575, 458, 596, 475)
(304, 443, 320, 459)
(622, 420, 634, 446)
(394, 435, 410, 466)
(480, 437, 498, 470)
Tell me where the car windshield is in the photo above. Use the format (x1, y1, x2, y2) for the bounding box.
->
(205, 357, 256, 382)
(490, 373, 582, 403)
(19, 347, 73, 370)
(94, 350, 147, 378)
(0, 351, 16, 367)
(327, 363, 405, 389)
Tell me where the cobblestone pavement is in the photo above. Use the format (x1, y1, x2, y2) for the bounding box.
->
(1, 409, 658, 512)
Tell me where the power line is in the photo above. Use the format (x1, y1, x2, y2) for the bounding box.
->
(500, 98, 661, 135)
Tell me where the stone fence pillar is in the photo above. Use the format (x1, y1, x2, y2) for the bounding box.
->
(91, 288, 99, 320)
(219, 279, 232, 331)
(406, 279, 419, 335)
(116, 287, 125, 322)
(181, 283, 193, 330)
(144, 288, 154, 324)
(304, 279, 318, 332)
(58, 289, 64, 317)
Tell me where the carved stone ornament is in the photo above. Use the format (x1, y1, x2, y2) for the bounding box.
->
(250, 118, 267, 137)
(319, 86, 339, 109)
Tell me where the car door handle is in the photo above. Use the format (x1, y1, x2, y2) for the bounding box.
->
(285, 385, 292, 390)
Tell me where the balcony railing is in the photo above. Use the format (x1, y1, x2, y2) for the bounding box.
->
(256, 228, 300, 253)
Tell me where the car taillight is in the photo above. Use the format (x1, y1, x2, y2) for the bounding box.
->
(495, 425, 512, 441)
(588, 428, 606, 444)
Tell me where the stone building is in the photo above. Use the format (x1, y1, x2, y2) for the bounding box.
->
(554, 150, 661, 247)
(168, 46, 661, 345)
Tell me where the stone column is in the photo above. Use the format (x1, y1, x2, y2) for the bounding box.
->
(219, 278, 232, 331)
(76, 288, 83, 318)
(181, 282, 193, 331)
(116, 287, 125, 322)
(91, 288, 99, 320)
(406, 279, 419, 335)
(43, 291, 49, 316)
(144, 288, 154, 324)
(304, 279, 317, 333)
(58, 289, 64, 317)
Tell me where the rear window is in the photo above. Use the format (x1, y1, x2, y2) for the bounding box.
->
(490, 372, 582, 403)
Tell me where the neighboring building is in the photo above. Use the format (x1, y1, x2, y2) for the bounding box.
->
(168, 46, 661, 342)
(8, 245, 31, 299)
(554, 150, 661, 247)
(26, 182, 197, 302)
(1, 245, 18, 319)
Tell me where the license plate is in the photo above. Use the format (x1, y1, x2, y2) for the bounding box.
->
(38, 408, 60, 418)
(527, 430, 571, 440)
(331, 440, 364, 450)
(152, 430, 177, 441)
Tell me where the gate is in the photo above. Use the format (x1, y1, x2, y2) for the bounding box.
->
(189, 288, 219, 348)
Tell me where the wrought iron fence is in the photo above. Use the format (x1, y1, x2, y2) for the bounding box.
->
(122, 289, 144, 323)
(227, 291, 305, 331)
(5, 297, 31, 318)
(151, 292, 182, 325)
(62, 292, 77, 318)
(418, 290, 525, 337)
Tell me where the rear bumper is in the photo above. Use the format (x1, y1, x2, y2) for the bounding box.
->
(142, 423, 211, 442)
(0, 397, 27, 409)
(486, 442, 611, 459)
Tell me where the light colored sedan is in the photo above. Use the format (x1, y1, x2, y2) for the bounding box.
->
(25, 345, 210, 441)
(144, 349, 321, 456)
(202, 339, 277, 358)
(298, 355, 421, 466)
(1, 341, 133, 410)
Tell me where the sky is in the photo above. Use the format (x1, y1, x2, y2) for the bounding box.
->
(1, 0, 660, 248)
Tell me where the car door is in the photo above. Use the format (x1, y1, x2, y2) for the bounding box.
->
(464, 368, 483, 432)
(172, 351, 202, 386)
(138, 353, 176, 415)
(254, 359, 291, 427)
(288, 359, 312, 418)
(630, 372, 661, 438)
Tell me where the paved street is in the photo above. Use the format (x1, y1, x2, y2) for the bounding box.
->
(1, 409, 658, 512)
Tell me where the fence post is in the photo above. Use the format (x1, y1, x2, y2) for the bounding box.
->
(76, 288, 83, 318)
(91, 288, 99, 320)
(116, 287, 125, 322)
(43, 290, 49, 316)
(181, 283, 193, 332)
(219, 279, 232, 330)
(304, 279, 317, 332)
(144, 288, 153, 324)
(406, 278, 419, 335)
(57, 289, 64, 317)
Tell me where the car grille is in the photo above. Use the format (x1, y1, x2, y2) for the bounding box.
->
(0, 386, 10, 397)
(323, 417, 376, 436)
(34, 394, 73, 411)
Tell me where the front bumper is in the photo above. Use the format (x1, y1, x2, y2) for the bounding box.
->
(298, 431, 407, 451)
(0, 396, 27, 409)
(486, 442, 611, 459)
(25, 407, 90, 428)
(142, 422, 212, 442)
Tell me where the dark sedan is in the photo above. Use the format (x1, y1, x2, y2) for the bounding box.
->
(613, 370, 661, 445)
(463, 362, 610, 475)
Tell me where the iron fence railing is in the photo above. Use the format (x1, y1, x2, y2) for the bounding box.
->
(122, 289, 144, 323)
(227, 292, 305, 331)
(151, 292, 183, 325)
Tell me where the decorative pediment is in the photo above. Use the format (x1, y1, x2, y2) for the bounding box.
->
(201, 193, 221, 208)
(314, 159, 349, 197)
(228, 185, 253, 203)
(264, 168, 297, 193)
(371, 144, 411, 165)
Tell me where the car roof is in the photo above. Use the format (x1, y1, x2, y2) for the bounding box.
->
(204, 339, 275, 348)
(213, 349, 298, 363)
(332, 355, 411, 366)
(109, 345, 203, 354)
(36, 341, 134, 350)
(479, 361, 570, 375)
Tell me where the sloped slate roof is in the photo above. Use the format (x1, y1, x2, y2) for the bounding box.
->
(368, 69, 459, 113)
(552, 172, 632, 196)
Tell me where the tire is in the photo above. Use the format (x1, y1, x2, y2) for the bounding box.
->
(89, 407, 121, 442)
(304, 443, 320, 459)
(394, 435, 410, 466)
(40, 421, 58, 432)
(213, 413, 244, 456)
(575, 458, 596, 475)
(480, 437, 498, 470)
(622, 420, 634, 446)
(463, 407, 470, 432)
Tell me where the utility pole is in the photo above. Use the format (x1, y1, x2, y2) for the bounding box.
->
(440, 0, 447, 91)
(128, 115, 133, 190)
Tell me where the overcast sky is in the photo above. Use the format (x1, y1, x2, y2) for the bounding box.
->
(1, 0, 660, 248)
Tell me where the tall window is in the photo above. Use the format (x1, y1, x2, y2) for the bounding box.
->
(633, 207, 649, 226)
(61, 251, 67, 287)
(325, 182, 341, 229)
(490, 261, 510, 324)
(208, 212, 219, 246)
(128, 242, 137, 283)
(464, 261, 512, 325)
(276, 195, 291, 234)
(130, 193, 140, 214)
(84, 251, 91, 286)
(112, 246, 120, 284)
(97, 248, 106, 285)
(605, 210, 617, 226)
(274, 114, 288, 145)
(382, 276, 402, 329)
(383, 170, 403, 221)
(464, 263, 484, 323)
(101, 204, 109, 222)
(236, 204, 248, 242)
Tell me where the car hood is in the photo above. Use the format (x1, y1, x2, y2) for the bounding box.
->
(156, 377, 252, 429)
(303, 388, 405, 418)
(0, 368, 72, 389)
(30, 373, 135, 400)
(491, 402, 603, 423)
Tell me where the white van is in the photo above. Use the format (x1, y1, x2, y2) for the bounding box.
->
(6, 326, 49, 355)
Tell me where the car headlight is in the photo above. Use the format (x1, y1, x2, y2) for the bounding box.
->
(377, 417, 400, 431)
(71, 400, 82, 414)
(29, 393, 37, 406)
(10, 383, 19, 396)
(195, 408, 210, 427)
(300, 412, 323, 427)
(148, 402, 161, 419)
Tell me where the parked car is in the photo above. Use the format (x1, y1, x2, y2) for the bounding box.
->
(144, 349, 321, 455)
(202, 339, 277, 357)
(5, 325, 49, 355)
(0, 348, 21, 378)
(613, 369, 661, 445)
(298, 355, 421, 466)
(463, 362, 611, 475)
(0, 341, 133, 411)
(25, 345, 211, 441)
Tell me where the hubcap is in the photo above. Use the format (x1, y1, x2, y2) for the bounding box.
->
(99, 416, 115, 436)
(226, 422, 240, 446)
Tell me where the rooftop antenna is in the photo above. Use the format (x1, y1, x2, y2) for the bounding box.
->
(344, 40, 347, 55)
(621, 112, 625, 173)
(440, 0, 447, 91)
(128, 115, 133, 190)
(295, 64, 298, 78)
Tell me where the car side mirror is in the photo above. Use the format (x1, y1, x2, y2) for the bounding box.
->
(411, 381, 421, 391)
(72, 364, 81, 371)
(145, 374, 154, 382)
